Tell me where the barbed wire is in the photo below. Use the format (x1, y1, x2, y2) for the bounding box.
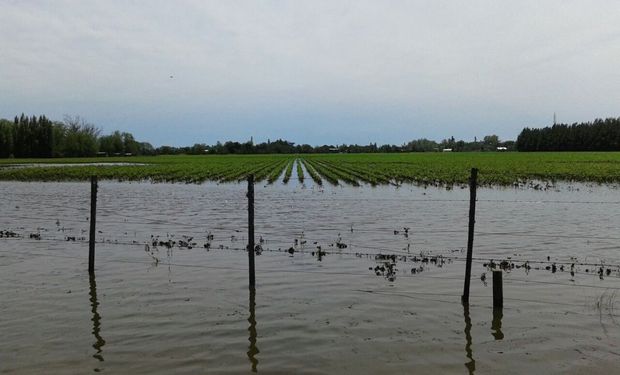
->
(3, 228, 618, 267)
(3, 236, 620, 281)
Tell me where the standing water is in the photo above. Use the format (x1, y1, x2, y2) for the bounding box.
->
(1, 180, 619, 374)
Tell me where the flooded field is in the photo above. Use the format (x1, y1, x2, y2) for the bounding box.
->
(1, 178, 620, 374)
(0, 162, 147, 169)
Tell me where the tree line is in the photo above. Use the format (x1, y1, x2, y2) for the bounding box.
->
(0, 114, 153, 158)
(0, 113, 514, 158)
(161, 135, 513, 155)
(516, 118, 620, 151)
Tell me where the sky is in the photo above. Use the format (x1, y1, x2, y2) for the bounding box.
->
(1, 1, 619, 147)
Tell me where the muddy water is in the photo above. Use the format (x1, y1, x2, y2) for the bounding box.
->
(1, 180, 620, 374)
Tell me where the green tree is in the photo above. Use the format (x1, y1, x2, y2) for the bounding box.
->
(0, 119, 14, 157)
(99, 131, 124, 155)
(483, 135, 499, 148)
(62, 115, 100, 157)
(121, 132, 139, 155)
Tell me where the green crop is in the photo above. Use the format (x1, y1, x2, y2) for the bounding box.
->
(296, 159, 304, 183)
(282, 160, 294, 184)
(3, 152, 620, 186)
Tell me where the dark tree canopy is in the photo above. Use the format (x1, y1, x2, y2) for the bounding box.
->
(516, 118, 620, 151)
(0, 114, 150, 158)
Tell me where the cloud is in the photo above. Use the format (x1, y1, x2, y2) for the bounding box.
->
(1, 0, 619, 145)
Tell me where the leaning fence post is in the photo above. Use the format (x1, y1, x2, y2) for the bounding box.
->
(462, 168, 478, 304)
(89, 175, 98, 274)
(247, 174, 255, 288)
(492, 270, 503, 308)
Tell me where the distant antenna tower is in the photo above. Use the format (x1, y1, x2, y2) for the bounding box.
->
(553, 112, 556, 125)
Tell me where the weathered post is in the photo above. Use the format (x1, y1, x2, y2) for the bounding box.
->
(492, 270, 503, 308)
(247, 174, 255, 288)
(462, 168, 478, 304)
(89, 175, 98, 274)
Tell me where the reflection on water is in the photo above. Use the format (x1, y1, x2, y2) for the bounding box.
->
(462, 304, 475, 374)
(89, 274, 106, 364)
(247, 287, 259, 372)
(491, 307, 504, 340)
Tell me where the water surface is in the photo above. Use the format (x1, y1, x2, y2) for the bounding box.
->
(1, 180, 619, 374)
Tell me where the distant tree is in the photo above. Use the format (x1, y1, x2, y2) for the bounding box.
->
(121, 132, 139, 155)
(406, 138, 438, 152)
(62, 115, 100, 157)
(138, 142, 155, 155)
(0, 119, 14, 157)
(98, 131, 123, 155)
(51, 122, 66, 157)
(157, 145, 178, 155)
(516, 118, 620, 151)
(189, 143, 208, 154)
(36, 115, 54, 157)
(483, 135, 499, 148)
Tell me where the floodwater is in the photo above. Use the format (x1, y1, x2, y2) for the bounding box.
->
(1, 177, 620, 374)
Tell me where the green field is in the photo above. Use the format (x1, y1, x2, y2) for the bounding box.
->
(2, 152, 620, 186)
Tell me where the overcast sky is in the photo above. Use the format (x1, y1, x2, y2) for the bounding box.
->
(1, 1, 619, 146)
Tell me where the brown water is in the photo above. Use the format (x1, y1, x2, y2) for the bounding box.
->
(1, 180, 620, 374)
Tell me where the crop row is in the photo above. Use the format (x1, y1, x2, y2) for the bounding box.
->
(303, 159, 358, 186)
(296, 160, 304, 183)
(300, 159, 322, 185)
(282, 160, 294, 184)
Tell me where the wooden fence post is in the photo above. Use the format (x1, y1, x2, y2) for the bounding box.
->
(462, 168, 478, 304)
(89, 175, 98, 274)
(492, 270, 503, 308)
(248, 175, 255, 288)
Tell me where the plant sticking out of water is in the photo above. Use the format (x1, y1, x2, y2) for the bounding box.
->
(266, 160, 289, 184)
(300, 159, 322, 185)
(6, 222, 620, 285)
(311, 245, 327, 261)
(0, 230, 19, 238)
(295, 159, 304, 184)
(590, 290, 619, 336)
(372, 254, 399, 281)
(282, 160, 294, 184)
(144, 243, 160, 266)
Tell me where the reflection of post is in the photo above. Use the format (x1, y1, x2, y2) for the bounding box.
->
(88, 176, 98, 274)
(89, 273, 106, 363)
(492, 270, 503, 308)
(247, 287, 259, 372)
(462, 304, 475, 375)
(492, 307, 504, 340)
